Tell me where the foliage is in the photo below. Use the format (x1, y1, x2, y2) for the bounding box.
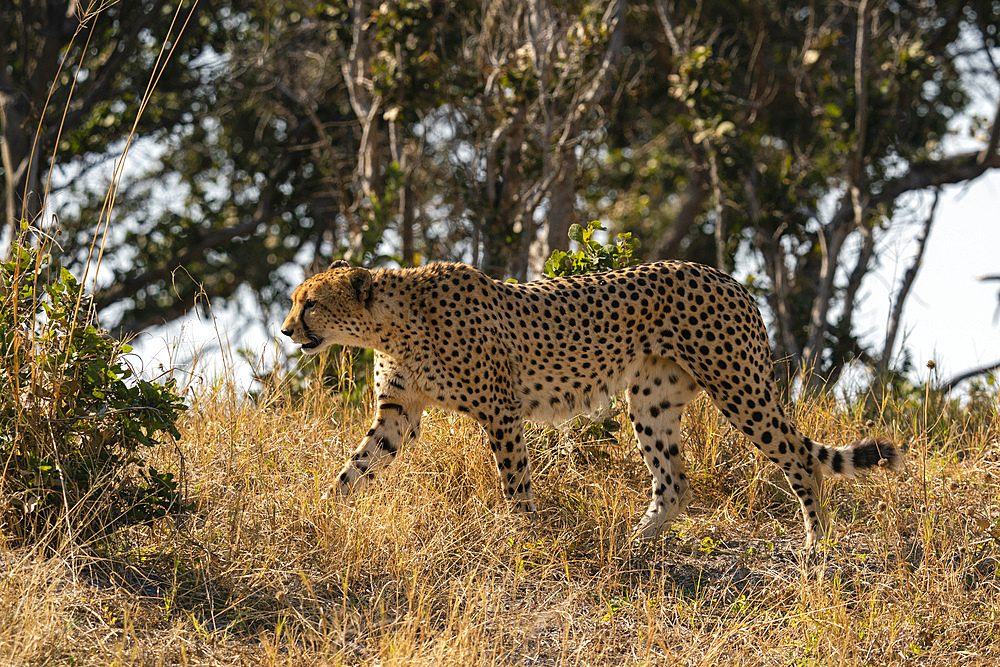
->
(0, 230, 188, 544)
(964, 374, 1000, 427)
(3, 0, 1000, 390)
(590, 0, 1000, 386)
(543, 220, 640, 278)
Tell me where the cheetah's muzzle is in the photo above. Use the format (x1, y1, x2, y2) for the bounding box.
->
(300, 332, 323, 352)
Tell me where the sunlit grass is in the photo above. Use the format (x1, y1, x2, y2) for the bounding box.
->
(3, 366, 999, 666)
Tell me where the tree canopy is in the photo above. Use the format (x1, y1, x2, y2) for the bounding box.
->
(2, 0, 999, 386)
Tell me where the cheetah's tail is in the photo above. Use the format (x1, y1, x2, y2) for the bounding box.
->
(800, 436, 905, 479)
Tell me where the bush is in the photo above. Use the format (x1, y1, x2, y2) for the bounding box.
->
(0, 231, 187, 545)
(543, 220, 640, 278)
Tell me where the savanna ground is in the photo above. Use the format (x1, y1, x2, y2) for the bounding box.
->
(3, 369, 1000, 666)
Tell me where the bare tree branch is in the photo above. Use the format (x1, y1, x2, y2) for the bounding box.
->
(879, 189, 939, 373)
(653, 0, 683, 56)
(939, 360, 1000, 393)
(801, 0, 874, 380)
(705, 142, 726, 270)
(976, 26, 1000, 165)
(799, 195, 854, 372)
(979, 95, 1000, 166)
(794, 136, 1000, 379)
(876, 150, 1000, 204)
(839, 218, 875, 342)
(849, 0, 872, 193)
(761, 237, 803, 365)
(522, 0, 626, 276)
(738, 168, 802, 365)
(341, 0, 381, 206)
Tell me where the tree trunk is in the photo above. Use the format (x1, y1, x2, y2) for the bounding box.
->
(400, 172, 415, 266)
(652, 168, 709, 260)
(482, 122, 525, 279)
(538, 145, 578, 273)
(0, 88, 42, 248)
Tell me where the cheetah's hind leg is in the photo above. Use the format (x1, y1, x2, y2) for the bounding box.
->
(625, 357, 702, 543)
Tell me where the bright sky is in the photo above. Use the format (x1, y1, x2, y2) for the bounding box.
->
(859, 170, 1000, 386)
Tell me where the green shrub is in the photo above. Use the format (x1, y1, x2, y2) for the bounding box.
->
(543, 220, 640, 278)
(0, 231, 188, 545)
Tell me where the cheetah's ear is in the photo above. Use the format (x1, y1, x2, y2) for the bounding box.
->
(305, 257, 349, 278)
(346, 267, 372, 305)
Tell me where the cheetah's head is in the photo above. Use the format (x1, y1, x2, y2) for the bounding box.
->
(280, 261, 373, 355)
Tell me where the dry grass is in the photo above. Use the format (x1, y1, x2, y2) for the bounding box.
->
(3, 379, 1000, 666)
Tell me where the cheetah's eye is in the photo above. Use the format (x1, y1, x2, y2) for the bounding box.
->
(304, 299, 316, 311)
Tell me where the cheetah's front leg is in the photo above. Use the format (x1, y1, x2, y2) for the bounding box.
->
(334, 401, 422, 498)
(484, 417, 536, 514)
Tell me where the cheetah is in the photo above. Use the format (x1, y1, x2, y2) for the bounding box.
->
(280, 260, 903, 549)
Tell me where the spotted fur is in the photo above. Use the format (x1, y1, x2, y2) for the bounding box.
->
(281, 260, 903, 548)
